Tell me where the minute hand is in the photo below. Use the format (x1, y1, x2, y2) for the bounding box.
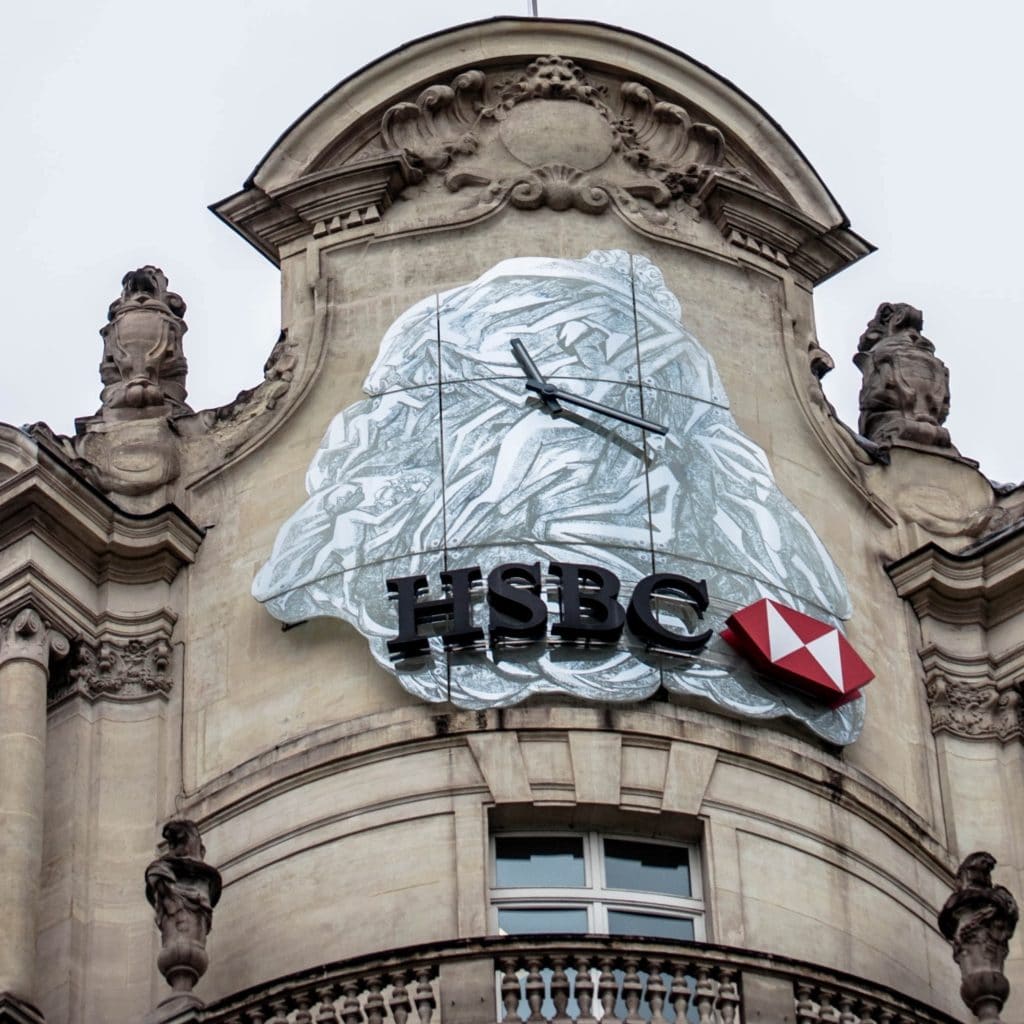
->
(524, 378, 668, 435)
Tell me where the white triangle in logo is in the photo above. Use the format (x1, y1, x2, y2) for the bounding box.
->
(765, 602, 805, 662)
(805, 630, 845, 689)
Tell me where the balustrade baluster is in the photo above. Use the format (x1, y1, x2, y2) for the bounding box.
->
(621, 958, 644, 1024)
(795, 983, 819, 1024)
(550, 956, 571, 1024)
(645, 962, 667, 1024)
(575, 957, 596, 1024)
(858, 1000, 878, 1024)
(818, 988, 840, 1024)
(316, 982, 339, 1023)
(246, 1007, 267, 1024)
(390, 971, 414, 1024)
(716, 967, 739, 1024)
(598, 959, 618, 1023)
(838, 994, 858, 1024)
(669, 962, 692, 1024)
(341, 982, 364, 1024)
(365, 975, 385, 1024)
(500, 959, 525, 1023)
(525, 958, 547, 1023)
(295, 989, 315, 1024)
(415, 967, 437, 1024)
(267, 996, 292, 1023)
(693, 965, 715, 1024)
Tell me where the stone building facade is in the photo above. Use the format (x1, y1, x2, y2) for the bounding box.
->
(1, 17, 1022, 1024)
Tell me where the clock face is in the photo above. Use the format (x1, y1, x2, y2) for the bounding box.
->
(253, 250, 862, 744)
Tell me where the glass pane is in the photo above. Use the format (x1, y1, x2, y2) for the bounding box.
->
(498, 907, 589, 935)
(607, 910, 695, 941)
(604, 839, 690, 896)
(495, 836, 585, 887)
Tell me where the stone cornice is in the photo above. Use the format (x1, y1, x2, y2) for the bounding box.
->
(887, 525, 1024, 629)
(888, 527, 1024, 742)
(213, 20, 872, 283)
(0, 433, 204, 586)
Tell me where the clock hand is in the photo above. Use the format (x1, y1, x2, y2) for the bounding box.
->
(510, 338, 563, 414)
(525, 378, 669, 435)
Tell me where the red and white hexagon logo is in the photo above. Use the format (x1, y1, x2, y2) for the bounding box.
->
(722, 599, 873, 707)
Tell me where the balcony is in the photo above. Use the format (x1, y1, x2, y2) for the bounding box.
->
(192, 937, 962, 1024)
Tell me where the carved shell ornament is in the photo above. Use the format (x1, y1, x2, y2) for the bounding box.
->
(380, 56, 751, 221)
(253, 250, 863, 745)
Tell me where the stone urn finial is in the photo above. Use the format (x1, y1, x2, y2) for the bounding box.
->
(144, 819, 222, 1023)
(939, 852, 1019, 1024)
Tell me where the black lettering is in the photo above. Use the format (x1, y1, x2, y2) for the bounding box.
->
(487, 562, 548, 644)
(627, 573, 712, 652)
(386, 567, 483, 659)
(549, 562, 625, 644)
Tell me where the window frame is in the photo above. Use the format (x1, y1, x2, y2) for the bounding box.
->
(489, 830, 705, 941)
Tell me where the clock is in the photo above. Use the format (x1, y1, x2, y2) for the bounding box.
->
(253, 250, 862, 744)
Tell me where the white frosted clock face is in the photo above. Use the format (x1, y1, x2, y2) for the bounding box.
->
(253, 251, 863, 744)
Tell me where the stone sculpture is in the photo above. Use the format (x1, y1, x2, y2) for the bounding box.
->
(939, 851, 1019, 1024)
(854, 302, 953, 453)
(144, 820, 222, 1023)
(99, 266, 190, 419)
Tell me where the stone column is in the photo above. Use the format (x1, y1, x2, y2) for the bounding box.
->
(0, 607, 68, 1010)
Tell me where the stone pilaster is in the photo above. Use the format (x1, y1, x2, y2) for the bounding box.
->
(0, 608, 68, 1011)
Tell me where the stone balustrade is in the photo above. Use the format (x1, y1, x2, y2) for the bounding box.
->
(194, 938, 961, 1024)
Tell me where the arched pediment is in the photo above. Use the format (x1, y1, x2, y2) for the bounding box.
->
(213, 18, 871, 283)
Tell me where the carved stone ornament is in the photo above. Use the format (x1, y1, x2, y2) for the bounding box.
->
(854, 302, 962, 457)
(144, 820, 222, 1023)
(939, 852, 1019, 1024)
(925, 674, 1023, 743)
(66, 635, 173, 702)
(99, 266, 191, 421)
(380, 56, 752, 225)
(0, 607, 71, 673)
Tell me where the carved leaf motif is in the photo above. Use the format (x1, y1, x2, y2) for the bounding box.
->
(618, 82, 724, 170)
(381, 70, 486, 173)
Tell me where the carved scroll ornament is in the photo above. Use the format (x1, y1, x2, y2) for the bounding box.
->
(380, 56, 750, 222)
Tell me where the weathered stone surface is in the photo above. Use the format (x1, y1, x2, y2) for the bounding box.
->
(940, 853, 1019, 1024)
(854, 302, 966, 459)
(144, 821, 222, 1022)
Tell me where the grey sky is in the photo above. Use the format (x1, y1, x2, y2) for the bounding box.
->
(2, 1, 1020, 483)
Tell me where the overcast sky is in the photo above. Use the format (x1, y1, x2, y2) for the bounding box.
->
(2, 1, 1020, 483)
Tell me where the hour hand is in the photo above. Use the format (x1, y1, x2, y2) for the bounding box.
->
(510, 338, 562, 414)
(528, 380, 669, 435)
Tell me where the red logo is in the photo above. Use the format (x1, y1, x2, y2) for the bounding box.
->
(722, 599, 873, 707)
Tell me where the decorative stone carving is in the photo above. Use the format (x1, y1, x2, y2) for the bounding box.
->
(196, 329, 300, 429)
(854, 302, 958, 455)
(0, 607, 70, 673)
(99, 266, 191, 420)
(939, 852, 1018, 1024)
(380, 56, 749, 221)
(144, 820, 222, 1023)
(25, 268, 193, 500)
(925, 674, 1023, 743)
(67, 635, 173, 701)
